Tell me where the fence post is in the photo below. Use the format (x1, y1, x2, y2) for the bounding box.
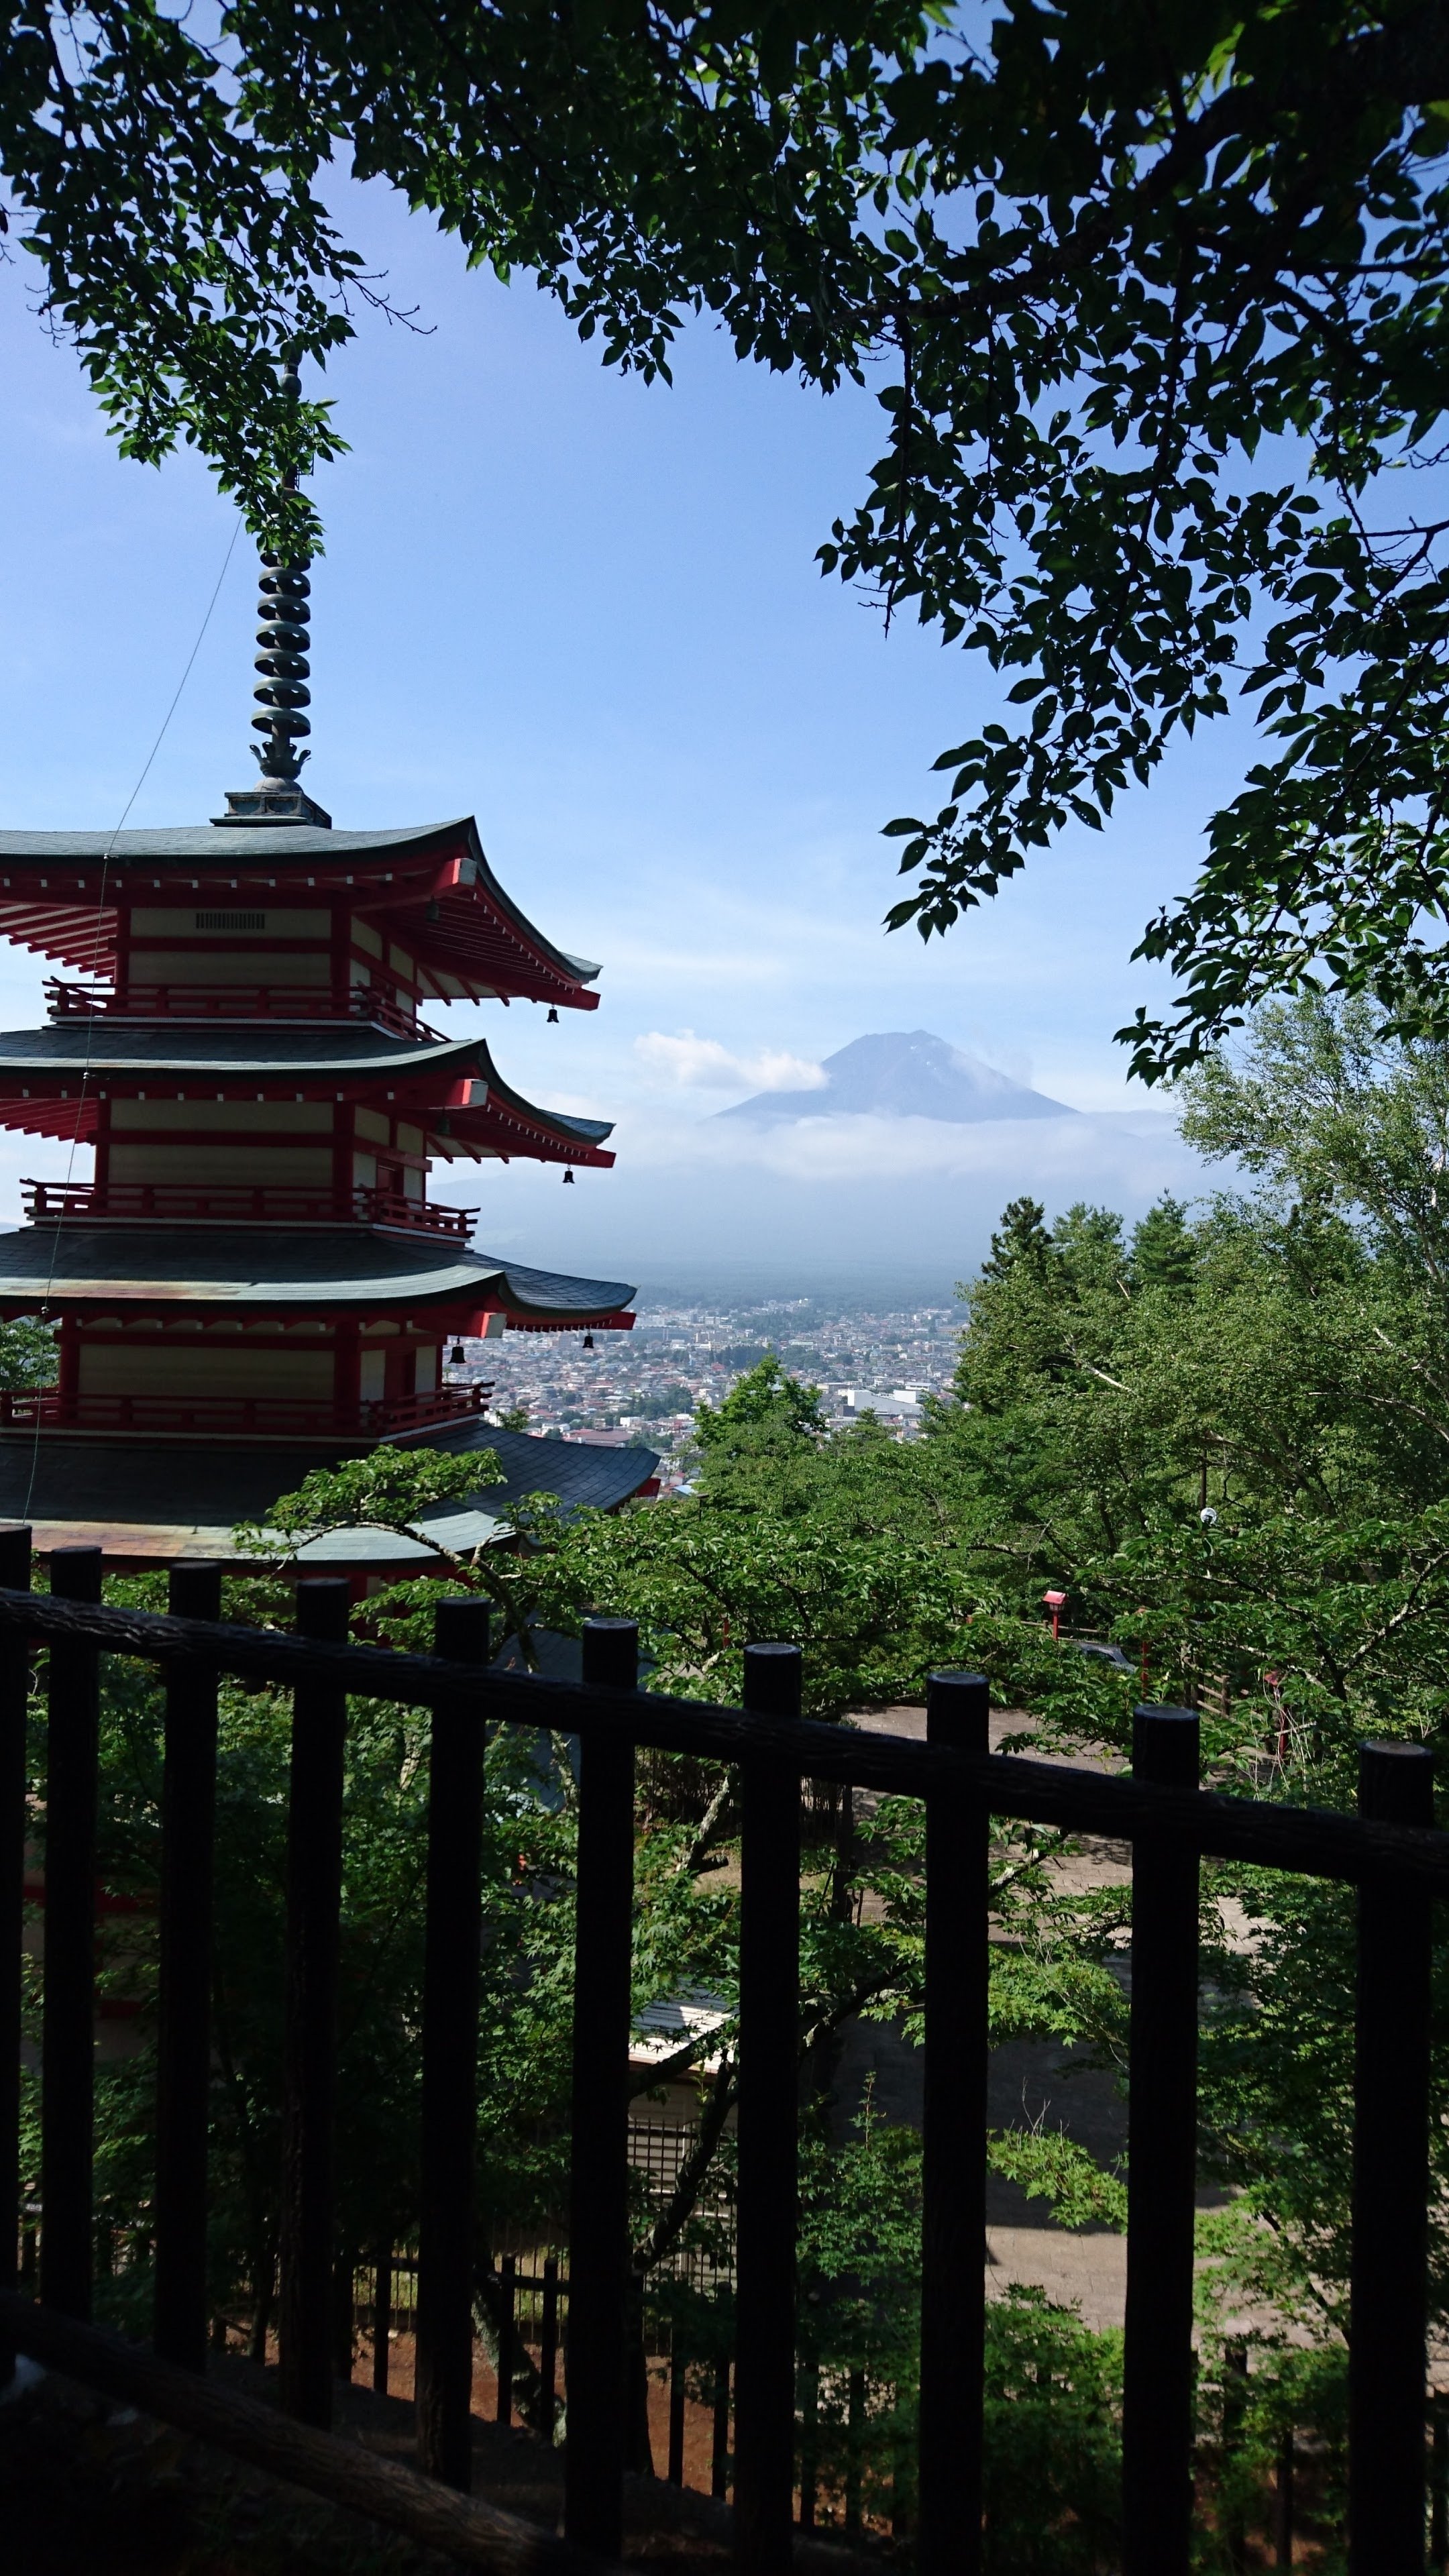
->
(1122, 1704, 1200, 2576)
(712, 2358, 732, 2499)
(918, 1668, 990, 2576)
(668, 2341, 686, 2485)
(0, 1523, 30, 2381)
(733, 1640, 802, 2576)
(1423, 2390, 1433, 2576)
(496, 2251, 517, 2425)
(278, 1578, 350, 2426)
(540, 2255, 559, 2443)
(1349, 1740, 1434, 2574)
(154, 1560, 222, 2371)
(41, 1545, 103, 2321)
(372, 2248, 392, 2398)
(415, 1593, 490, 2488)
(564, 1615, 638, 2557)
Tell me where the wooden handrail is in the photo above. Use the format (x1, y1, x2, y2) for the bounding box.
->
(0, 2292, 614, 2575)
(0, 1583, 1444, 1890)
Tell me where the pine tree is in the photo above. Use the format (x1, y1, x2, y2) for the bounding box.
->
(982, 1197, 1053, 1281)
(1130, 1195, 1197, 1294)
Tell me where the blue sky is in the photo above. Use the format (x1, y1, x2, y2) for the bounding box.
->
(0, 176, 1234, 1289)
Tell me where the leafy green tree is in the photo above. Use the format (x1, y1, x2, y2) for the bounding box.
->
(15, 9, 1449, 1061)
(1, 0, 913, 545)
(0, 1316, 55, 1386)
(693, 1353, 826, 1452)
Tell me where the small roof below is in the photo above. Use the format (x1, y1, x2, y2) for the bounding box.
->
(0, 1228, 636, 1322)
(0, 1419, 659, 1566)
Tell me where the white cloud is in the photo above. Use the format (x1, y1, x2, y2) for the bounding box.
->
(634, 1029, 826, 1093)
(616, 1104, 1189, 1185)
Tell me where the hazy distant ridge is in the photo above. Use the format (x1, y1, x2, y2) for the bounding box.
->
(716, 1030, 1075, 1124)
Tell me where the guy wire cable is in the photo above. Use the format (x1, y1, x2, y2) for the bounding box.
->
(23, 514, 244, 1522)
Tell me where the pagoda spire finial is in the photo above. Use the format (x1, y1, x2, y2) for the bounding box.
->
(217, 358, 331, 828)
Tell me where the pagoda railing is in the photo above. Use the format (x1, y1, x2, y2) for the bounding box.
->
(21, 1179, 476, 1240)
(0, 1574, 1443, 2576)
(0, 1383, 489, 1440)
(44, 979, 435, 1042)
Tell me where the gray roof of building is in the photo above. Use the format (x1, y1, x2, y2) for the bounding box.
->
(0, 1023, 613, 1143)
(0, 1417, 658, 1565)
(0, 1229, 635, 1318)
(0, 820, 452, 863)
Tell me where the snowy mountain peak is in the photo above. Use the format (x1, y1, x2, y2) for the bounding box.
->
(715, 1030, 1073, 1124)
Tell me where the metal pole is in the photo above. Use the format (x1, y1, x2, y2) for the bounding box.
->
(918, 1668, 990, 2576)
(415, 1594, 490, 2487)
(563, 1615, 637, 2557)
(154, 1560, 222, 2369)
(40, 1545, 103, 2320)
(0, 1525, 30, 2381)
(278, 1578, 350, 2426)
(1349, 1740, 1434, 2573)
(733, 1640, 802, 2576)
(1122, 1705, 1200, 2576)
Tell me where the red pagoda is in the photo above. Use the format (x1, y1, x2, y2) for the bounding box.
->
(0, 537, 653, 1562)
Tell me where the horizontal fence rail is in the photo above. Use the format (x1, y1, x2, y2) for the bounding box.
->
(2, 1580, 1446, 1889)
(1, 1554, 1443, 2576)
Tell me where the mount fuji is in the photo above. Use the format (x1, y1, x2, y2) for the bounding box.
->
(716, 1030, 1075, 1124)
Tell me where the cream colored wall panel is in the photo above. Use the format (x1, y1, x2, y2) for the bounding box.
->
(108, 1144, 332, 1187)
(79, 1346, 334, 1396)
(109, 1100, 334, 1132)
(129, 950, 329, 987)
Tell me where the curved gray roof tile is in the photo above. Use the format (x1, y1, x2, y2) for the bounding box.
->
(0, 1226, 635, 1317)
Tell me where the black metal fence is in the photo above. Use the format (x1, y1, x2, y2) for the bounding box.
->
(1, 1532, 1447, 2573)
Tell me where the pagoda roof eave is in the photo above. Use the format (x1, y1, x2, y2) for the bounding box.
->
(0, 817, 602, 1008)
(0, 1228, 637, 1324)
(0, 1023, 615, 1157)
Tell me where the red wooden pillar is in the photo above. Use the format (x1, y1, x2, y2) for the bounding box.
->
(328, 898, 351, 1022)
(56, 1320, 80, 1419)
(332, 1100, 355, 1216)
(333, 1319, 360, 1430)
(112, 898, 133, 1006)
(92, 1108, 111, 1208)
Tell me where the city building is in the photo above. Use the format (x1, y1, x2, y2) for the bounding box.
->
(0, 543, 656, 1562)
